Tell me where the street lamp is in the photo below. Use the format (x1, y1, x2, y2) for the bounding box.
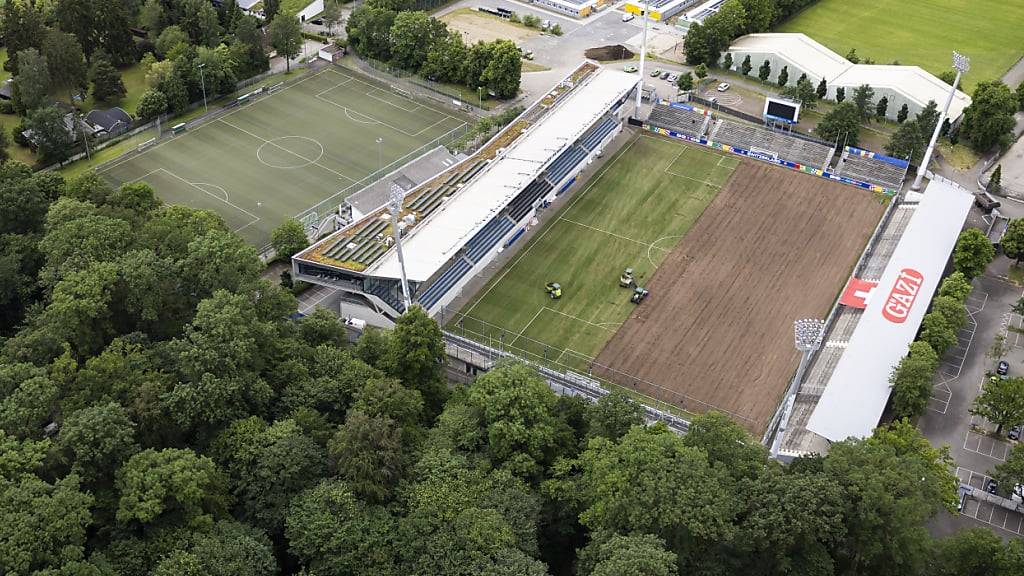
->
(633, 0, 650, 116)
(376, 137, 383, 176)
(388, 182, 412, 312)
(912, 51, 969, 191)
(769, 318, 825, 457)
(478, 86, 483, 110)
(197, 63, 208, 114)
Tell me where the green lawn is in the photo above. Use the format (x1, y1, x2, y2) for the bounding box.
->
(452, 133, 736, 375)
(777, 0, 1024, 91)
(96, 66, 467, 247)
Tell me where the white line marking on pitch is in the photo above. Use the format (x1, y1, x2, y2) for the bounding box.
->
(543, 307, 617, 332)
(217, 118, 356, 183)
(157, 168, 260, 233)
(559, 217, 670, 251)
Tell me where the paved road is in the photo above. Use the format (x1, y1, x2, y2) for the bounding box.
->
(920, 268, 1024, 539)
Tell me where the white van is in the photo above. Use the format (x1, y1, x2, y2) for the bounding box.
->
(622, 12, 635, 22)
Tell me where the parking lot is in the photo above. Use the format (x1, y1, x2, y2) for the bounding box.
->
(956, 467, 1024, 536)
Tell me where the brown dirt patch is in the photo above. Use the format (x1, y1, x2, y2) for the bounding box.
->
(440, 9, 538, 45)
(594, 161, 885, 433)
(584, 45, 635, 62)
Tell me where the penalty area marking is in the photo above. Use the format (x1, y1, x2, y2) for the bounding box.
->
(152, 168, 260, 233)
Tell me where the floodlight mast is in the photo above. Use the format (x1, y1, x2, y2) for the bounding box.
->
(769, 318, 825, 458)
(911, 51, 969, 191)
(633, 0, 650, 116)
(389, 183, 412, 312)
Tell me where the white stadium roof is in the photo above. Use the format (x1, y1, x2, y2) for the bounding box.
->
(806, 178, 973, 442)
(371, 68, 638, 282)
(728, 33, 971, 119)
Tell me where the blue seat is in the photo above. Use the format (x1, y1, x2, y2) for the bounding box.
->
(416, 259, 472, 309)
(464, 217, 515, 263)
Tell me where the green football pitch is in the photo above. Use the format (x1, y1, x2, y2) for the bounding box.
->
(99, 67, 468, 247)
(777, 0, 1024, 91)
(450, 133, 737, 374)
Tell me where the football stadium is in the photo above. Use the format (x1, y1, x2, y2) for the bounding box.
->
(295, 60, 974, 441)
(98, 66, 468, 247)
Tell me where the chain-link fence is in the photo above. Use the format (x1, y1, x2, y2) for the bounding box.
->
(439, 307, 762, 428)
(344, 58, 488, 116)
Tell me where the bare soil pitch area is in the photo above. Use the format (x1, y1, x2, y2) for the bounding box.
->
(595, 161, 885, 432)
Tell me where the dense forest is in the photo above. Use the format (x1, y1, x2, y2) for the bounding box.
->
(1, 160, 1023, 574)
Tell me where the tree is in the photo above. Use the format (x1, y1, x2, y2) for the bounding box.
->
(346, 4, 397, 61)
(286, 479, 398, 575)
(116, 447, 230, 526)
(816, 77, 827, 99)
(885, 119, 924, 163)
(889, 341, 939, 419)
(136, 90, 167, 122)
(740, 54, 751, 76)
(156, 25, 190, 58)
(27, 107, 73, 165)
(676, 72, 694, 91)
(387, 306, 448, 415)
(961, 80, 1017, 152)
(722, 52, 733, 69)
(845, 47, 859, 63)
(0, 128, 9, 166)
(264, 0, 281, 21)
(694, 63, 708, 79)
(587, 390, 643, 440)
(993, 443, 1024, 499)
(42, 30, 88, 104)
(757, 59, 770, 82)
(988, 164, 1003, 194)
(815, 101, 860, 145)
(181, 0, 223, 47)
(270, 12, 303, 73)
(1, 1, 46, 76)
(1003, 219, 1024, 265)
(579, 533, 677, 576)
(322, 0, 343, 34)
(786, 76, 817, 108)
(919, 310, 958, 356)
(953, 228, 995, 279)
(932, 527, 1008, 576)
(271, 219, 308, 259)
(389, 11, 445, 72)
(328, 410, 404, 503)
(59, 402, 139, 485)
(896, 102, 909, 123)
(231, 15, 270, 78)
(971, 377, 1024, 434)
(824, 421, 955, 576)
(875, 95, 889, 119)
(777, 65, 788, 87)
(90, 57, 126, 102)
(140, 0, 165, 37)
(683, 410, 768, 481)
(835, 86, 845, 103)
(938, 271, 972, 302)
(916, 99, 940, 136)
(576, 425, 738, 559)
(14, 48, 51, 112)
(852, 83, 874, 120)
(0, 472, 94, 575)
(481, 40, 522, 99)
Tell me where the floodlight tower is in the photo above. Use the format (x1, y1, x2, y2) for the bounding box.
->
(388, 182, 412, 312)
(769, 318, 825, 457)
(633, 0, 650, 116)
(912, 51, 969, 191)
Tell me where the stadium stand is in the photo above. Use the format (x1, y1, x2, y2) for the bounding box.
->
(545, 146, 588, 186)
(647, 103, 709, 138)
(833, 148, 908, 191)
(464, 217, 515, 263)
(713, 120, 833, 170)
(509, 180, 555, 221)
(416, 259, 473, 309)
(580, 117, 618, 151)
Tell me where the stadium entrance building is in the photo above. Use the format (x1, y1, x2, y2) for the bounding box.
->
(726, 34, 971, 122)
(292, 62, 637, 322)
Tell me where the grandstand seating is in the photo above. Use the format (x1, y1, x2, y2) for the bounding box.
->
(464, 217, 515, 263)
(580, 117, 617, 151)
(364, 279, 404, 312)
(545, 146, 587, 186)
(323, 219, 388, 261)
(713, 120, 833, 170)
(647, 104, 708, 138)
(415, 258, 473, 310)
(834, 151, 907, 190)
(509, 180, 554, 221)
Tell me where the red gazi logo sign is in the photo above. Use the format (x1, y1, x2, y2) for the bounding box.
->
(882, 268, 923, 323)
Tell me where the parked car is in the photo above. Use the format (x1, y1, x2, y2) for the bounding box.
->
(542, 19, 551, 29)
(622, 12, 635, 22)
(623, 64, 638, 73)
(660, 71, 670, 80)
(986, 478, 999, 494)
(650, 69, 661, 77)
(717, 82, 731, 92)
(667, 74, 678, 83)
(998, 360, 1010, 378)
(311, 18, 324, 25)
(1009, 425, 1022, 441)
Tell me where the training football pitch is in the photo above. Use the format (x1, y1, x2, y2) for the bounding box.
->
(777, 0, 1024, 91)
(99, 66, 467, 247)
(451, 134, 737, 373)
